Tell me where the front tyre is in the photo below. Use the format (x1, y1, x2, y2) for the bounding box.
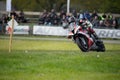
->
(75, 36, 89, 52)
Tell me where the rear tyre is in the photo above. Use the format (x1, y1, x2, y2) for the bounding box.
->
(96, 40, 105, 52)
(75, 36, 89, 52)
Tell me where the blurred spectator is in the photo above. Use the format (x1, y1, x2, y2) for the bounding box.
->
(59, 10, 66, 24)
(44, 13, 51, 25)
(0, 18, 2, 24)
(72, 9, 78, 18)
(59, 10, 66, 19)
(52, 14, 59, 25)
(10, 10, 18, 20)
(90, 10, 98, 21)
(91, 16, 99, 28)
(49, 9, 58, 25)
(102, 13, 107, 19)
(107, 13, 113, 20)
(2, 14, 10, 24)
(104, 18, 111, 28)
(0, 17, 3, 33)
(1, 14, 9, 33)
(111, 17, 118, 29)
(99, 13, 107, 26)
(18, 10, 27, 23)
(84, 11, 91, 21)
(61, 14, 68, 27)
(78, 10, 85, 20)
(39, 9, 48, 24)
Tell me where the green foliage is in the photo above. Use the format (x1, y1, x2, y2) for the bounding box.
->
(71, 0, 120, 13)
(11, 0, 66, 11)
(1, 0, 120, 13)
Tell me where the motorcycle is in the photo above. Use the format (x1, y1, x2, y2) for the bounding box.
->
(65, 19, 105, 52)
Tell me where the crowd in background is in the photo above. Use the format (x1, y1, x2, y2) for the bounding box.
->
(0, 9, 120, 33)
(38, 9, 119, 29)
(0, 10, 28, 24)
(0, 10, 28, 33)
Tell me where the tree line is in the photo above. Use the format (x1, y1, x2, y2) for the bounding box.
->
(1, 0, 120, 13)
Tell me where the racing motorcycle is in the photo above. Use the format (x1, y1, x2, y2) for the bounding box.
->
(65, 18, 105, 52)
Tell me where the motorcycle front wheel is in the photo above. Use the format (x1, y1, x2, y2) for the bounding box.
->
(75, 36, 89, 52)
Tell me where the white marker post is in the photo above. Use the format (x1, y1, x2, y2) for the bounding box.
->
(9, 15, 14, 53)
(7, 15, 18, 53)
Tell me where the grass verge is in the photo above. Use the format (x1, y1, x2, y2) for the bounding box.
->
(0, 39, 120, 80)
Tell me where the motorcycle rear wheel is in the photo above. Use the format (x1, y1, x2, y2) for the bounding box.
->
(96, 40, 105, 52)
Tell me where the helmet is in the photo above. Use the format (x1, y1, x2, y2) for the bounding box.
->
(79, 19, 83, 25)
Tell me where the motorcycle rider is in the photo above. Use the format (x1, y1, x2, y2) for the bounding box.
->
(78, 18, 99, 40)
(66, 15, 98, 40)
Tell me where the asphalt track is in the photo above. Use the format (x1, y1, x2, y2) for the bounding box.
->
(0, 36, 120, 44)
